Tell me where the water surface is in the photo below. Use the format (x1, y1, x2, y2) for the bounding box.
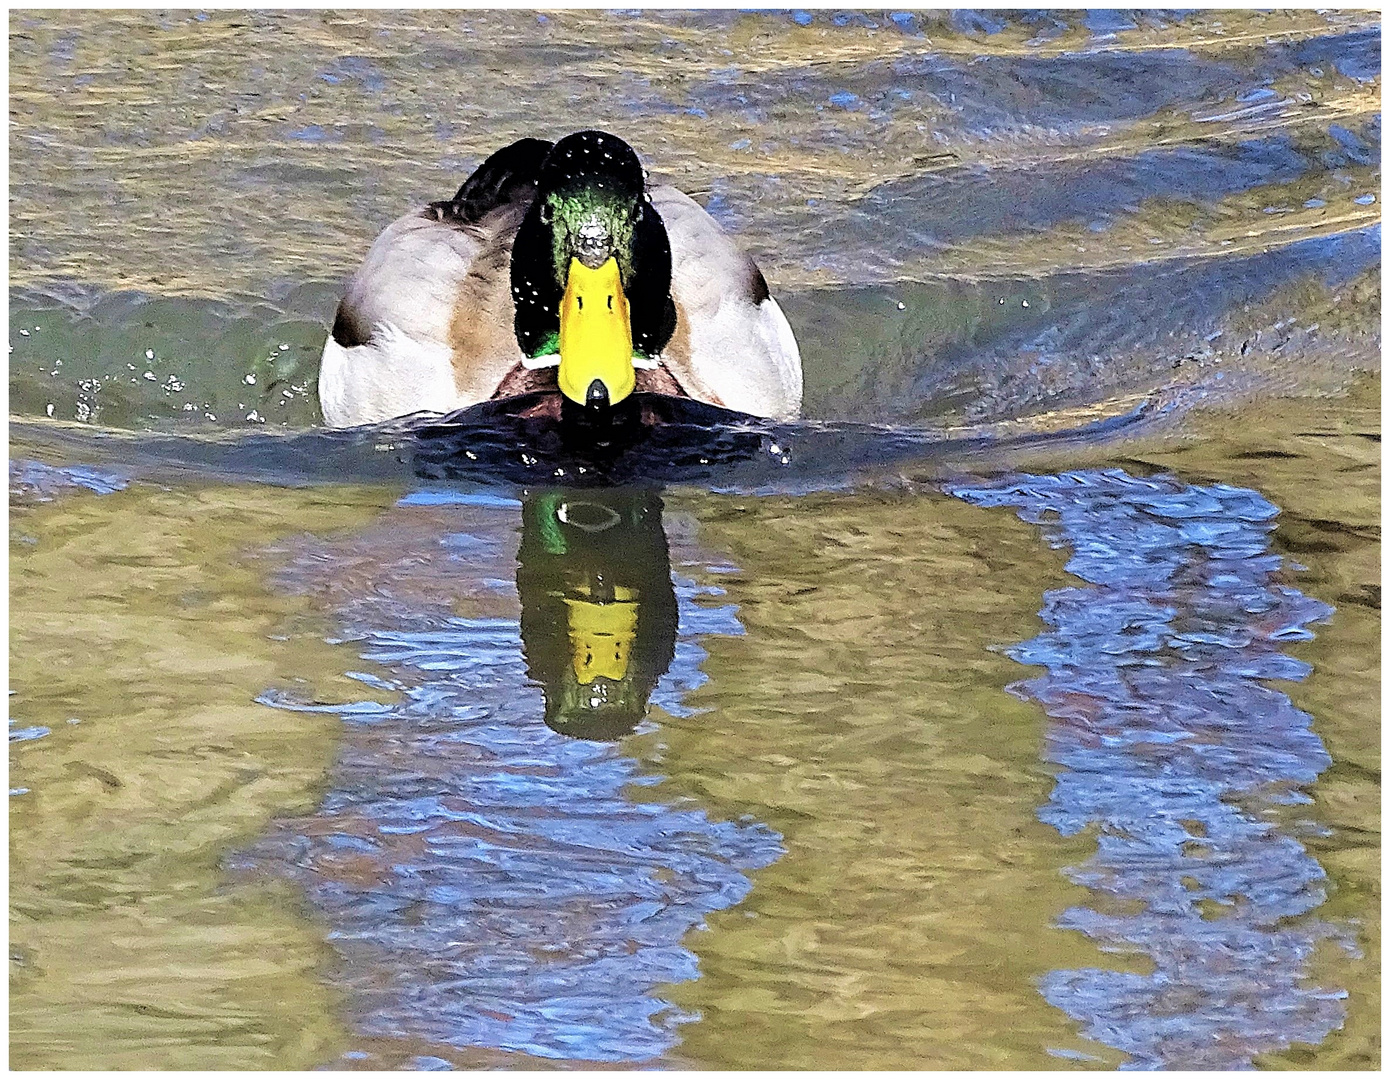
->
(10, 9, 1380, 1070)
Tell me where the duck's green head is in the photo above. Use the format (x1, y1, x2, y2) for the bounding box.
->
(511, 130, 676, 409)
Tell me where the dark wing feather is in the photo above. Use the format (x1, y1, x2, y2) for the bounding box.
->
(432, 137, 554, 225)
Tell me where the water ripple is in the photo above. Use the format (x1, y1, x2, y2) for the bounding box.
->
(9, 458, 127, 502)
(235, 509, 781, 1065)
(949, 468, 1348, 1070)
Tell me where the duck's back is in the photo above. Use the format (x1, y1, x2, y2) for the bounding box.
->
(319, 204, 526, 428)
(651, 186, 803, 420)
(319, 139, 554, 428)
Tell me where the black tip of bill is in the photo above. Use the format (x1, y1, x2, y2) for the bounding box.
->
(585, 380, 610, 409)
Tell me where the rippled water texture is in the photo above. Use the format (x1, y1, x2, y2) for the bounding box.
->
(235, 491, 783, 1065)
(9, 8, 1381, 1072)
(11, 408, 1379, 1067)
(950, 471, 1346, 1069)
(9, 8, 1381, 431)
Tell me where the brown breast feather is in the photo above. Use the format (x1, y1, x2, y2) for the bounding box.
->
(445, 209, 529, 403)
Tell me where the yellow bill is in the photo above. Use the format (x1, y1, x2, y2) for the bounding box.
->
(564, 587, 639, 683)
(558, 256, 636, 406)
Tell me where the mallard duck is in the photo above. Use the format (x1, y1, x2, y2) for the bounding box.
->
(319, 130, 802, 428)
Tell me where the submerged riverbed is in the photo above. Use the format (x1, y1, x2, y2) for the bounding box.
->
(9, 9, 1381, 1070)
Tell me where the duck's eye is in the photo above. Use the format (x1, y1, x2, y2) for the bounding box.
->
(607, 295, 613, 311)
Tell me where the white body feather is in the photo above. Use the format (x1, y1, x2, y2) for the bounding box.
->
(319, 323, 465, 427)
(651, 187, 802, 419)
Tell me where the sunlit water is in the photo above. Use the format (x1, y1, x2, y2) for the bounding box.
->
(10, 9, 1380, 1071)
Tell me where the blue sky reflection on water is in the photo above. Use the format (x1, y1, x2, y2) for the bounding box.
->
(949, 469, 1350, 1069)
(233, 495, 780, 1065)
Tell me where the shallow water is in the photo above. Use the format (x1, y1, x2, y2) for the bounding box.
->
(9, 9, 1381, 1071)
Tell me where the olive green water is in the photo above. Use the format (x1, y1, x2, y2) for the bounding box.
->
(9, 9, 1381, 1071)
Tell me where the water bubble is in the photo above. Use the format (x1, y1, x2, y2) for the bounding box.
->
(243, 373, 257, 385)
(145, 348, 155, 360)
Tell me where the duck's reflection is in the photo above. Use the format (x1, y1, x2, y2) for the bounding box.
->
(951, 469, 1351, 1069)
(236, 484, 779, 1067)
(516, 488, 678, 740)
